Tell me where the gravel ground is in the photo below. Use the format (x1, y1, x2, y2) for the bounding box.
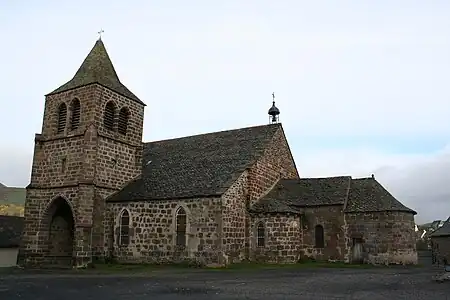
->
(0, 267, 449, 299)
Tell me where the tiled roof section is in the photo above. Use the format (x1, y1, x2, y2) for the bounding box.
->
(344, 178, 416, 214)
(430, 217, 450, 237)
(251, 198, 301, 214)
(0, 186, 26, 205)
(252, 176, 351, 213)
(0, 215, 24, 248)
(107, 124, 282, 202)
(47, 39, 144, 105)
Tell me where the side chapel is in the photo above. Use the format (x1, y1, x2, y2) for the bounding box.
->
(18, 38, 418, 268)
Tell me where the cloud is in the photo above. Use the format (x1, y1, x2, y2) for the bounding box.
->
(295, 144, 450, 224)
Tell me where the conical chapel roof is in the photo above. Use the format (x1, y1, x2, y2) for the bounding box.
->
(47, 38, 144, 105)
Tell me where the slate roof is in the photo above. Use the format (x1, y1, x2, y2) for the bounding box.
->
(107, 123, 282, 202)
(430, 217, 450, 237)
(0, 215, 23, 248)
(344, 178, 416, 214)
(47, 39, 144, 105)
(251, 176, 416, 215)
(251, 176, 351, 213)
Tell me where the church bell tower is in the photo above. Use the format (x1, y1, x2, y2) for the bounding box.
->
(19, 36, 146, 267)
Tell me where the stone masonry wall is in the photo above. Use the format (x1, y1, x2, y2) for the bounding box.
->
(250, 214, 301, 263)
(431, 236, 450, 265)
(221, 171, 248, 263)
(344, 211, 418, 265)
(247, 126, 299, 206)
(106, 197, 223, 265)
(301, 205, 346, 262)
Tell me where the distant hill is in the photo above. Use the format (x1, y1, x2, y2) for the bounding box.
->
(0, 183, 25, 216)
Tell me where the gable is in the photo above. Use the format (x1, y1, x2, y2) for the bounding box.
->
(107, 123, 281, 202)
(344, 178, 416, 214)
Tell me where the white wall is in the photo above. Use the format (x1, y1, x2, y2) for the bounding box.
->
(0, 248, 18, 267)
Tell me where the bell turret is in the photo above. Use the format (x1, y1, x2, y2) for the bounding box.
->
(268, 92, 280, 124)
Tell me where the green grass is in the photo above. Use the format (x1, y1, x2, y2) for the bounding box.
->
(81, 260, 415, 274)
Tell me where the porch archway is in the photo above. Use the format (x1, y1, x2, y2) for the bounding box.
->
(43, 196, 75, 267)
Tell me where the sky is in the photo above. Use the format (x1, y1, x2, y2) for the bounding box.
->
(1, 0, 449, 224)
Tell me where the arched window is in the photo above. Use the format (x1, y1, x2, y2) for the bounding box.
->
(119, 210, 130, 246)
(315, 224, 325, 248)
(175, 207, 187, 248)
(57, 103, 67, 133)
(257, 222, 265, 247)
(118, 107, 130, 135)
(70, 98, 81, 130)
(104, 101, 116, 131)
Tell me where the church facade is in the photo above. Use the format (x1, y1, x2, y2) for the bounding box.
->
(18, 39, 418, 268)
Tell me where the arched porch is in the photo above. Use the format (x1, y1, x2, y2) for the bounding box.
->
(41, 196, 75, 267)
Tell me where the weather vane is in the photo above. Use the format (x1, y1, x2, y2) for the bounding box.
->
(98, 29, 104, 40)
(272, 92, 275, 102)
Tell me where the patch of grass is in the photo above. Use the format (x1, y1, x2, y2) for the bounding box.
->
(81, 260, 407, 274)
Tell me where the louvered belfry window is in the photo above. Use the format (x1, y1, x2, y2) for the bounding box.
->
(104, 101, 115, 131)
(70, 99, 81, 130)
(118, 107, 130, 135)
(57, 103, 67, 133)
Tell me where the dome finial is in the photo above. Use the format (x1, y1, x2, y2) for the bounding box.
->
(268, 92, 280, 124)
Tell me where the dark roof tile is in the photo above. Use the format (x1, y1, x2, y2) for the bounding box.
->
(344, 178, 416, 214)
(47, 39, 144, 105)
(430, 217, 450, 237)
(252, 176, 351, 212)
(252, 176, 416, 215)
(107, 123, 282, 201)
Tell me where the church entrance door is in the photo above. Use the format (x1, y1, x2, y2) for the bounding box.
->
(44, 197, 75, 268)
(351, 238, 363, 264)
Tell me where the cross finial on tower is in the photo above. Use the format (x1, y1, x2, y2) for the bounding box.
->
(272, 92, 275, 102)
(98, 29, 105, 40)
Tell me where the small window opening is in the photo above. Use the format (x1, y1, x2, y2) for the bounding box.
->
(70, 99, 81, 130)
(57, 103, 67, 133)
(119, 210, 130, 246)
(104, 101, 116, 131)
(118, 107, 130, 135)
(176, 207, 187, 248)
(257, 222, 265, 247)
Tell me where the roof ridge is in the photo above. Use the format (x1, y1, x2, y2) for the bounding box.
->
(299, 175, 352, 180)
(46, 39, 144, 104)
(143, 123, 281, 145)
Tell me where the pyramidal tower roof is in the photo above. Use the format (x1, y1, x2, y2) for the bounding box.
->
(47, 38, 144, 105)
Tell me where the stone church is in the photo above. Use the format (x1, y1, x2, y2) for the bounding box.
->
(18, 38, 418, 268)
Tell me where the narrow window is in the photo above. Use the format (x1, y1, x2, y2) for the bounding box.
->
(315, 225, 325, 248)
(104, 101, 116, 131)
(118, 107, 130, 135)
(119, 210, 130, 246)
(70, 98, 81, 130)
(61, 157, 67, 173)
(176, 207, 187, 248)
(257, 222, 265, 247)
(57, 103, 67, 133)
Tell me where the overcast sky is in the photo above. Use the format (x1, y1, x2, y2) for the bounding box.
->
(1, 0, 449, 224)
